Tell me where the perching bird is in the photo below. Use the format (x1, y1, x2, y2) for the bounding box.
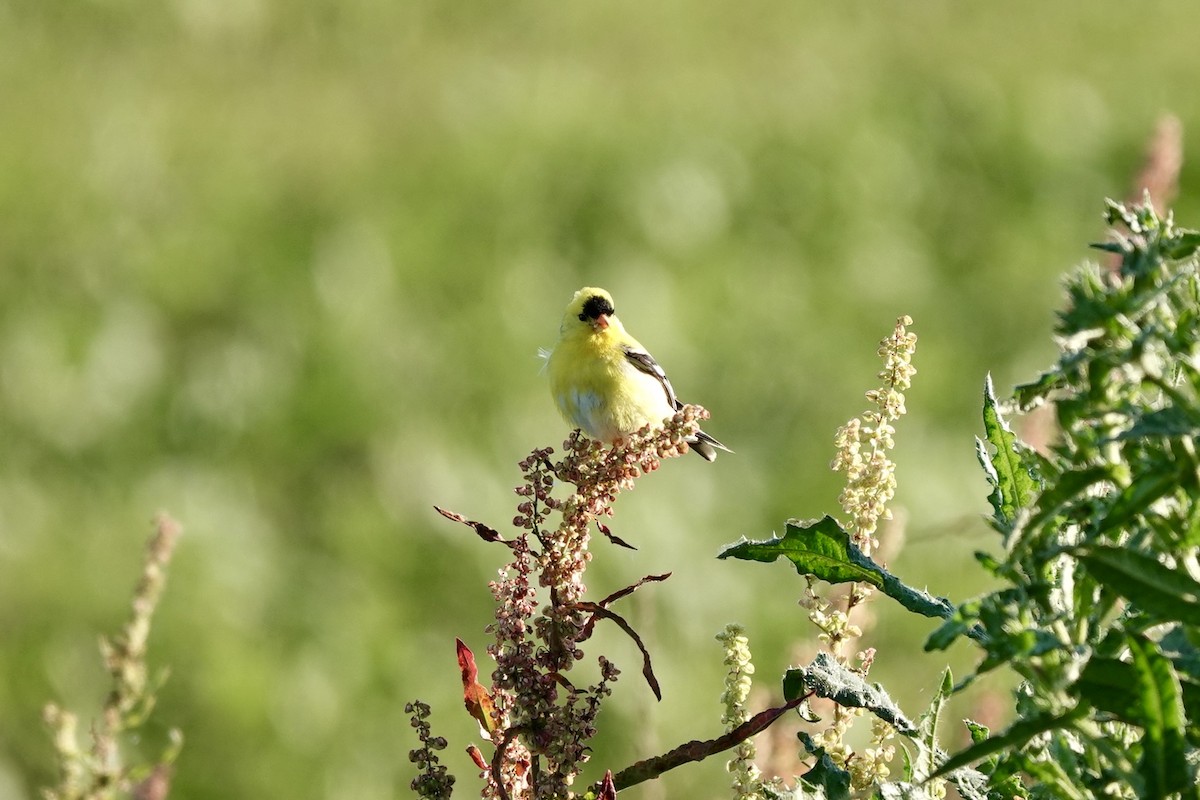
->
(545, 287, 730, 461)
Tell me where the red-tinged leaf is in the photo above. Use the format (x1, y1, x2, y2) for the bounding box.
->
(579, 575, 671, 644)
(598, 770, 617, 800)
(467, 744, 488, 770)
(597, 573, 671, 608)
(597, 521, 637, 550)
(575, 602, 661, 700)
(456, 638, 498, 734)
(435, 506, 507, 545)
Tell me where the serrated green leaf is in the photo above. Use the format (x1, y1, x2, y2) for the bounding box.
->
(1128, 636, 1194, 795)
(1076, 546, 1200, 625)
(719, 517, 956, 621)
(916, 668, 954, 780)
(939, 666, 954, 697)
(799, 652, 915, 734)
(978, 374, 1039, 530)
(897, 737, 913, 782)
(964, 720, 990, 745)
(720, 516, 880, 585)
(930, 706, 1089, 779)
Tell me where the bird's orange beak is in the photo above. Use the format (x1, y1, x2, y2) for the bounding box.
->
(594, 314, 610, 331)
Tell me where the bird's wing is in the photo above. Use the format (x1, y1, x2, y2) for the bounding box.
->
(622, 346, 682, 410)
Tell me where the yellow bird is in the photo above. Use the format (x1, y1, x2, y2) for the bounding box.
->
(545, 287, 730, 461)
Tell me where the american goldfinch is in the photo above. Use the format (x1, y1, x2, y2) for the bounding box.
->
(545, 287, 730, 461)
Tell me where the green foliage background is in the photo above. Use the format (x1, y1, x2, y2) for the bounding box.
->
(1, 2, 1198, 798)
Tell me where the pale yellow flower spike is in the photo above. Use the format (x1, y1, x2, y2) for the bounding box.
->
(716, 624, 761, 800)
(831, 316, 917, 555)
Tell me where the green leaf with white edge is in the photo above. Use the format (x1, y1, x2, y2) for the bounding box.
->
(945, 769, 992, 800)
(1128, 635, 1195, 796)
(877, 776, 989, 800)
(963, 720, 990, 754)
(977, 374, 1039, 531)
(798, 652, 915, 734)
(930, 706, 1089, 779)
(914, 668, 954, 781)
(1076, 546, 1200, 626)
(897, 736, 913, 782)
(917, 668, 952, 744)
(719, 516, 956, 621)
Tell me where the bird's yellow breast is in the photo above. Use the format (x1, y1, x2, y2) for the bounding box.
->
(547, 329, 673, 444)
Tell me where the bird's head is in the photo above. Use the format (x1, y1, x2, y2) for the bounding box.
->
(562, 287, 619, 336)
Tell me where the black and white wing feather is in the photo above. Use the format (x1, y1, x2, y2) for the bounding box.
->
(620, 345, 730, 461)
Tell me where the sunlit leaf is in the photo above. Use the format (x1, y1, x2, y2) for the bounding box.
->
(796, 652, 915, 734)
(719, 517, 955, 621)
(1127, 636, 1194, 795)
(456, 638, 498, 735)
(977, 374, 1039, 531)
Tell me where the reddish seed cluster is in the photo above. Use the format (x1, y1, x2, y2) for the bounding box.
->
(479, 408, 704, 799)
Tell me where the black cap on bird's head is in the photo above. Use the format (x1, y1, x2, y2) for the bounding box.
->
(564, 287, 617, 333)
(579, 293, 614, 323)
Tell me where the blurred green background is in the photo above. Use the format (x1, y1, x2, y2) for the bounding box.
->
(1, 2, 1198, 798)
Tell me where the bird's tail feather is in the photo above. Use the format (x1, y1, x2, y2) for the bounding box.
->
(689, 429, 732, 462)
